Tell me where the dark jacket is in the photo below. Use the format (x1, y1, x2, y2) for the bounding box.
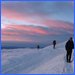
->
(65, 40, 74, 51)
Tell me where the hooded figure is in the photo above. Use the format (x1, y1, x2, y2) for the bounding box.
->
(65, 37, 74, 63)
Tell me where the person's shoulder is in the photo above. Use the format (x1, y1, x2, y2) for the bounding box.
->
(66, 40, 69, 44)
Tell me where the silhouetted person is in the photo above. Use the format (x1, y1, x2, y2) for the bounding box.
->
(65, 37, 74, 63)
(53, 40, 56, 49)
(37, 45, 40, 49)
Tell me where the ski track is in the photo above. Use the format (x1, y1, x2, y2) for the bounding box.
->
(2, 42, 74, 74)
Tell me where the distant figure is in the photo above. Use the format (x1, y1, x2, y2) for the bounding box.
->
(53, 40, 56, 49)
(65, 37, 74, 63)
(37, 45, 40, 49)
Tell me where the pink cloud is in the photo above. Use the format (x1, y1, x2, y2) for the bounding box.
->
(2, 8, 73, 31)
(2, 9, 41, 24)
(2, 8, 73, 32)
(4, 25, 49, 35)
(2, 7, 73, 43)
(2, 25, 61, 42)
(42, 19, 73, 31)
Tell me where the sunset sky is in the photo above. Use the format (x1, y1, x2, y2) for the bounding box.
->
(1, 1, 74, 48)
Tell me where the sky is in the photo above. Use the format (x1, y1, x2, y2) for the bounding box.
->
(1, 1, 74, 48)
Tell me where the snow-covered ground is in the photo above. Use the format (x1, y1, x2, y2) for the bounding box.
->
(1, 41, 74, 74)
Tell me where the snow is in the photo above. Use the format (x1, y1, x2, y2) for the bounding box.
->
(2, 41, 74, 74)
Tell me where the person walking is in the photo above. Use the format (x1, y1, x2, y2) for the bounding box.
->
(53, 40, 56, 49)
(65, 37, 74, 63)
(37, 45, 40, 49)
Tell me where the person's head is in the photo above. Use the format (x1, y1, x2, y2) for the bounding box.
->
(69, 37, 73, 41)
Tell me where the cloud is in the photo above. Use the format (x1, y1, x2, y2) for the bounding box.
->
(2, 21, 73, 43)
(2, 1, 74, 28)
(2, 1, 74, 15)
(2, 25, 50, 42)
(2, 8, 74, 31)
